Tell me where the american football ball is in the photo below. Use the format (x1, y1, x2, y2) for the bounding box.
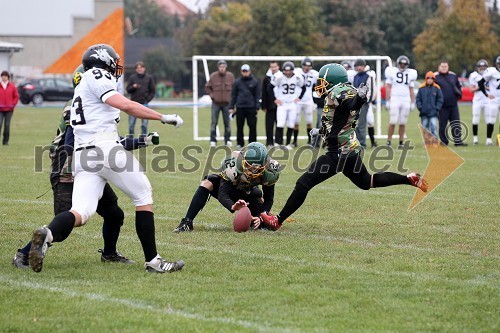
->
(233, 206, 252, 232)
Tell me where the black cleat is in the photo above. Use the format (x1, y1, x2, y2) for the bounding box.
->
(98, 249, 135, 264)
(29, 227, 53, 273)
(173, 218, 193, 233)
(12, 251, 29, 269)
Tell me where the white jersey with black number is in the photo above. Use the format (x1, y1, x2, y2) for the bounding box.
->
(468, 71, 488, 104)
(346, 69, 356, 84)
(272, 71, 304, 103)
(384, 66, 418, 100)
(71, 68, 120, 146)
(294, 68, 319, 104)
(482, 67, 500, 100)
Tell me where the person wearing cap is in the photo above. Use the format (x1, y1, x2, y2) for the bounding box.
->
(229, 64, 260, 148)
(434, 60, 467, 146)
(353, 59, 376, 149)
(205, 60, 235, 147)
(416, 71, 443, 145)
(126, 61, 156, 136)
(469, 59, 492, 145)
(0, 70, 19, 145)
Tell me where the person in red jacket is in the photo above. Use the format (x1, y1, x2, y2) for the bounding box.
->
(0, 70, 19, 145)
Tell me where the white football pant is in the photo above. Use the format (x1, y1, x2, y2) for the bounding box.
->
(295, 103, 314, 125)
(277, 102, 298, 129)
(389, 98, 411, 125)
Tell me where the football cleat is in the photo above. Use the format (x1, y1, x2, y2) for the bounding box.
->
(407, 173, 428, 192)
(98, 249, 135, 264)
(173, 218, 193, 233)
(12, 251, 29, 269)
(29, 227, 53, 273)
(259, 212, 281, 231)
(145, 256, 184, 273)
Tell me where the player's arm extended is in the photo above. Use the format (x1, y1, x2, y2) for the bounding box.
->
(105, 93, 162, 120)
(218, 179, 237, 213)
(261, 184, 275, 213)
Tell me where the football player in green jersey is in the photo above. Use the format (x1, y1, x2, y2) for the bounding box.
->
(174, 142, 281, 232)
(259, 63, 428, 231)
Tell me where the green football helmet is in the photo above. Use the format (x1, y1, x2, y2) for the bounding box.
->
(238, 142, 269, 179)
(315, 63, 348, 97)
(72, 65, 85, 88)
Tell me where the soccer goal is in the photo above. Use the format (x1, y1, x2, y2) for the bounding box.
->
(192, 55, 393, 141)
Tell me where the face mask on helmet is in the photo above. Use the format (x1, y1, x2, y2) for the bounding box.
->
(397, 55, 410, 71)
(315, 63, 348, 97)
(477, 59, 488, 75)
(240, 143, 268, 179)
(72, 65, 85, 88)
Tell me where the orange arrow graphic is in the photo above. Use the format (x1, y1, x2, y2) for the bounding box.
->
(409, 125, 464, 209)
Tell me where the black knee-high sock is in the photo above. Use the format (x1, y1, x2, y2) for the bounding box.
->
(19, 241, 32, 255)
(186, 186, 210, 220)
(372, 172, 410, 188)
(286, 128, 293, 145)
(473, 124, 478, 136)
(48, 211, 75, 242)
(293, 129, 299, 145)
(486, 123, 494, 138)
(102, 219, 121, 255)
(275, 127, 284, 145)
(136, 211, 157, 262)
(278, 187, 309, 223)
(306, 126, 312, 144)
(368, 127, 375, 145)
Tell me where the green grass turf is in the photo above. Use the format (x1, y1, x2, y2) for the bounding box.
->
(0, 103, 498, 332)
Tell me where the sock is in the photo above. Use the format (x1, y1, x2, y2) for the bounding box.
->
(275, 127, 284, 145)
(486, 123, 494, 138)
(306, 127, 312, 144)
(372, 172, 411, 188)
(293, 129, 299, 145)
(472, 124, 478, 136)
(47, 211, 75, 242)
(368, 127, 375, 145)
(19, 241, 32, 255)
(102, 219, 121, 255)
(135, 211, 157, 262)
(286, 128, 293, 145)
(185, 186, 210, 220)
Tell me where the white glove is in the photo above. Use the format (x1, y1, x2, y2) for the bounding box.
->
(144, 132, 159, 146)
(357, 82, 369, 99)
(161, 114, 183, 128)
(385, 100, 391, 111)
(410, 102, 415, 112)
(309, 128, 320, 138)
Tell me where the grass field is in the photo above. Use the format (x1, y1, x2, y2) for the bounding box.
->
(0, 103, 498, 333)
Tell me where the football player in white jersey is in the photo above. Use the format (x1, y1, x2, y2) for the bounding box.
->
(272, 61, 305, 150)
(341, 61, 356, 84)
(28, 44, 185, 274)
(469, 59, 490, 145)
(293, 57, 319, 146)
(478, 56, 500, 145)
(365, 65, 378, 147)
(384, 55, 418, 147)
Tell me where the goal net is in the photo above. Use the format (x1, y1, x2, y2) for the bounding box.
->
(192, 55, 393, 141)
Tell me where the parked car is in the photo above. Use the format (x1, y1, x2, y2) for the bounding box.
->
(18, 78, 74, 105)
(458, 77, 473, 102)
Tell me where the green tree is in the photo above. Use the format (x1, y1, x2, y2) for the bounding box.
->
(143, 45, 188, 82)
(489, 0, 500, 37)
(124, 0, 174, 37)
(414, 0, 498, 74)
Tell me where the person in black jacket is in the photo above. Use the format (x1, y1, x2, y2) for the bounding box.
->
(261, 61, 280, 147)
(434, 61, 467, 146)
(229, 64, 260, 148)
(126, 61, 156, 136)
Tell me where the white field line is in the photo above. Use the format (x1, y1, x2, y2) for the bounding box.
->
(0, 275, 297, 333)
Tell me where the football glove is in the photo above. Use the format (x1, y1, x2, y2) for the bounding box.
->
(309, 128, 320, 138)
(161, 114, 184, 128)
(144, 132, 160, 146)
(385, 100, 391, 111)
(357, 82, 369, 99)
(410, 102, 415, 112)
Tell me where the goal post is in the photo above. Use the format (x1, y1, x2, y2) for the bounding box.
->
(192, 55, 393, 142)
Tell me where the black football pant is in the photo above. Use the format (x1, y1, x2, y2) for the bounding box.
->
(265, 107, 277, 146)
(0, 111, 13, 145)
(236, 107, 257, 147)
(278, 151, 410, 222)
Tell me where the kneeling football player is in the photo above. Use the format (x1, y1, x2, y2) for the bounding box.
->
(174, 142, 281, 232)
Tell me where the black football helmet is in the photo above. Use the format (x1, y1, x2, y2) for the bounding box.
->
(301, 57, 313, 67)
(397, 55, 410, 71)
(476, 59, 488, 75)
(82, 44, 123, 79)
(283, 61, 295, 77)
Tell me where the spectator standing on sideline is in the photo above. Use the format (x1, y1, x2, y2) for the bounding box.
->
(126, 61, 156, 136)
(261, 61, 280, 148)
(353, 59, 375, 149)
(229, 64, 260, 148)
(416, 71, 443, 145)
(205, 60, 234, 147)
(0, 70, 19, 145)
(434, 61, 467, 146)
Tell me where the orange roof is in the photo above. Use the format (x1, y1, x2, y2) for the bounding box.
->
(44, 8, 124, 74)
(155, 0, 193, 17)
